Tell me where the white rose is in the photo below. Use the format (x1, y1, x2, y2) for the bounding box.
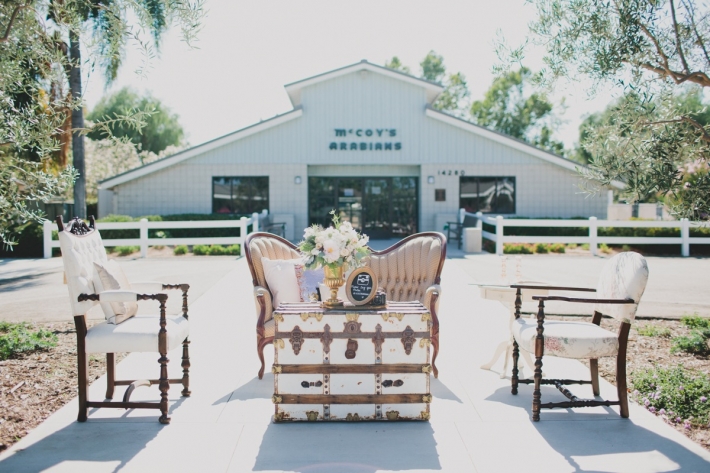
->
(322, 239, 340, 263)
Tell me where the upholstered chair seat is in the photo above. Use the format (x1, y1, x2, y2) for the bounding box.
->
(512, 318, 619, 359)
(85, 314, 190, 354)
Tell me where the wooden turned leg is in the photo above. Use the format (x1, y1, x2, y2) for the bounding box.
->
(532, 355, 543, 422)
(181, 338, 191, 397)
(511, 339, 520, 395)
(77, 348, 89, 422)
(590, 358, 600, 396)
(431, 333, 439, 379)
(158, 354, 170, 424)
(257, 336, 267, 380)
(106, 353, 115, 399)
(617, 322, 630, 418)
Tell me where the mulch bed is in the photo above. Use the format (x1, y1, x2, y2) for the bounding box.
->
(1, 318, 709, 453)
(551, 315, 710, 450)
(0, 321, 125, 452)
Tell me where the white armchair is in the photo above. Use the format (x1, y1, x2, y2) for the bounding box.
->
(509, 252, 649, 421)
(57, 216, 191, 424)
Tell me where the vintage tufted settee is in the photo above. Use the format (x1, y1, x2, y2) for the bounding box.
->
(245, 232, 447, 379)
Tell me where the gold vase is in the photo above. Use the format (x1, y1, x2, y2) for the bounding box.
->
(323, 264, 346, 308)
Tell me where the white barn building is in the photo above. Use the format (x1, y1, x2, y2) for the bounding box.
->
(98, 60, 609, 240)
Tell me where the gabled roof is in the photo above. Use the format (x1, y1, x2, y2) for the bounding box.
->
(99, 107, 303, 188)
(284, 60, 445, 107)
(424, 106, 625, 189)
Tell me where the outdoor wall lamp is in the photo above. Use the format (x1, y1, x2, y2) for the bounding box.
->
(427, 176, 435, 184)
(294, 176, 302, 185)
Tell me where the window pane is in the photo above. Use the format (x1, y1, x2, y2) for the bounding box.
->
(459, 176, 479, 212)
(494, 177, 515, 214)
(308, 177, 336, 227)
(212, 177, 268, 215)
(459, 176, 516, 214)
(477, 177, 497, 213)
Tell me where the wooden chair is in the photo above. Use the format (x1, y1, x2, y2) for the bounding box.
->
(57, 216, 191, 424)
(245, 232, 447, 379)
(447, 214, 479, 249)
(509, 252, 649, 421)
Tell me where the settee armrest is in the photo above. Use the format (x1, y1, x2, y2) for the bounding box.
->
(423, 284, 442, 318)
(254, 286, 274, 328)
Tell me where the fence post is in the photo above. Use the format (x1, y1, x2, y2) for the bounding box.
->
(240, 217, 248, 257)
(589, 217, 598, 256)
(495, 216, 504, 255)
(681, 218, 690, 257)
(139, 218, 148, 258)
(43, 220, 52, 259)
(458, 208, 465, 224)
(252, 212, 260, 233)
(475, 211, 483, 229)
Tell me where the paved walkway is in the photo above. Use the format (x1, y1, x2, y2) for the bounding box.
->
(0, 249, 709, 472)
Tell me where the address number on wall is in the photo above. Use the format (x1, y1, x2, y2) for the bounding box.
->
(437, 170, 465, 176)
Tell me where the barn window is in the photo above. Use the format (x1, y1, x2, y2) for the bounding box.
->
(212, 176, 269, 214)
(459, 176, 515, 214)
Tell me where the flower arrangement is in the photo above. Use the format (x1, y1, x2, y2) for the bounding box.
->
(298, 210, 370, 270)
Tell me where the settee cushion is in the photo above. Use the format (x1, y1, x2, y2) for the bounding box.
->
(263, 258, 303, 308)
(93, 261, 138, 324)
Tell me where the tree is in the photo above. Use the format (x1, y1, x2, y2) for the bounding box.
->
(518, 0, 710, 219)
(0, 1, 203, 247)
(470, 67, 564, 154)
(384, 51, 470, 115)
(88, 88, 185, 157)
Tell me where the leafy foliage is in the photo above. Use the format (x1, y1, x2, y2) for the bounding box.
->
(470, 67, 564, 154)
(0, 322, 57, 360)
(632, 365, 710, 426)
(87, 88, 185, 155)
(637, 324, 672, 338)
(515, 0, 710, 219)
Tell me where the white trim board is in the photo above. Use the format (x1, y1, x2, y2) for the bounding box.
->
(424, 107, 625, 190)
(285, 60, 444, 107)
(99, 108, 304, 189)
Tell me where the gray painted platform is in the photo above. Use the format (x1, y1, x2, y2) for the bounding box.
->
(1, 249, 709, 472)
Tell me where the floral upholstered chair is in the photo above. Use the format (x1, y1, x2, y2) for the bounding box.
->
(57, 216, 191, 424)
(509, 252, 649, 421)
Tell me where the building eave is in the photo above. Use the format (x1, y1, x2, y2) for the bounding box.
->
(424, 106, 625, 190)
(99, 107, 304, 189)
(285, 60, 445, 107)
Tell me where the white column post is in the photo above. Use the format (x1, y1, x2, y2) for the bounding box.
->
(458, 208, 466, 224)
(240, 216, 248, 257)
(139, 218, 148, 258)
(589, 216, 598, 256)
(495, 215, 504, 255)
(43, 220, 52, 259)
(252, 212, 260, 233)
(476, 211, 483, 229)
(681, 218, 690, 257)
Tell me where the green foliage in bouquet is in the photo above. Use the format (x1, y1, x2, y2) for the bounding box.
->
(298, 210, 370, 271)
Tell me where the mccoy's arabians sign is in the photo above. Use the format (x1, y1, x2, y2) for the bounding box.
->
(329, 128, 402, 151)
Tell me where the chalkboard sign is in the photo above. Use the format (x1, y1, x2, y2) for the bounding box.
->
(345, 267, 378, 306)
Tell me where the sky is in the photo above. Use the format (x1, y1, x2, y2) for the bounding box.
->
(82, 0, 616, 150)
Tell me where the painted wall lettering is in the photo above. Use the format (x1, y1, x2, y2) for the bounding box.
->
(329, 128, 402, 151)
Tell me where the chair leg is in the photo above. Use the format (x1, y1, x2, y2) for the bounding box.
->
(590, 358, 600, 396)
(511, 339, 520, 395)
(431, 333, 439, 379)
(77, 348, 89, 422)
(106, 353, 115, 399)
(257, 335, 267, 380)
(181, 338, 191, 397)
(617, 322, 630, 418)
(158, 353, 170, 424)
(532, 354, 543, 422)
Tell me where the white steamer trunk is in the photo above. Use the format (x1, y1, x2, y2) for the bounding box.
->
(272, 301, 432, 421)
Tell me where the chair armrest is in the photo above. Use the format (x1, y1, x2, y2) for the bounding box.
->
(532, 295, 635, 304)
(78, 291, 168, 303)
(510, 284, 596, 292)
(423, 285, 442, 318)
(254, 286, 274, 326)
(131, 281, 190, 292)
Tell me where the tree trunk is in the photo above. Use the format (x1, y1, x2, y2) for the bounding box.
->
(69, 31, 86, 219)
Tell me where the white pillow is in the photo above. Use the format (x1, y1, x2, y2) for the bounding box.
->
(262, 258, 303, 309)
(93, 261, 138, 324)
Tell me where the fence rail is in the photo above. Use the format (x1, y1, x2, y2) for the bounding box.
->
(43, 210, 268, 259)
(459, 209, 710, 257)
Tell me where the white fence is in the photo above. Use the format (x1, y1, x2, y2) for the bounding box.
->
(460, 209, 710, 257)
(43, 210, 267, 259)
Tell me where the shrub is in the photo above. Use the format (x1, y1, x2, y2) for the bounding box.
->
(534, 243, 549, 254)
(549, 243, 566, 253)
(567, 243, 577, 249)
(0, 322, 58, 360)
(115, 246, 139, 256)
(637, 324, 672, 338)
(207, 245, 227, 255)
(599, 243, 612, 254)
(504, 243, 533, 254)
(671, 332, 710, 355)
(192, 244, 210, 255)
(581, 243, 590, 250)
(226, 244, 241, 255)
(621, 244, 632, 251)
(174, 245, 188, 255)
(631, 365, 710, 426)
(681, 314, 710, 330)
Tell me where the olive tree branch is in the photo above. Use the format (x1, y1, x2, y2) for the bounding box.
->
(0, 2, 31, 43)
(669, 0, 691, 74)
